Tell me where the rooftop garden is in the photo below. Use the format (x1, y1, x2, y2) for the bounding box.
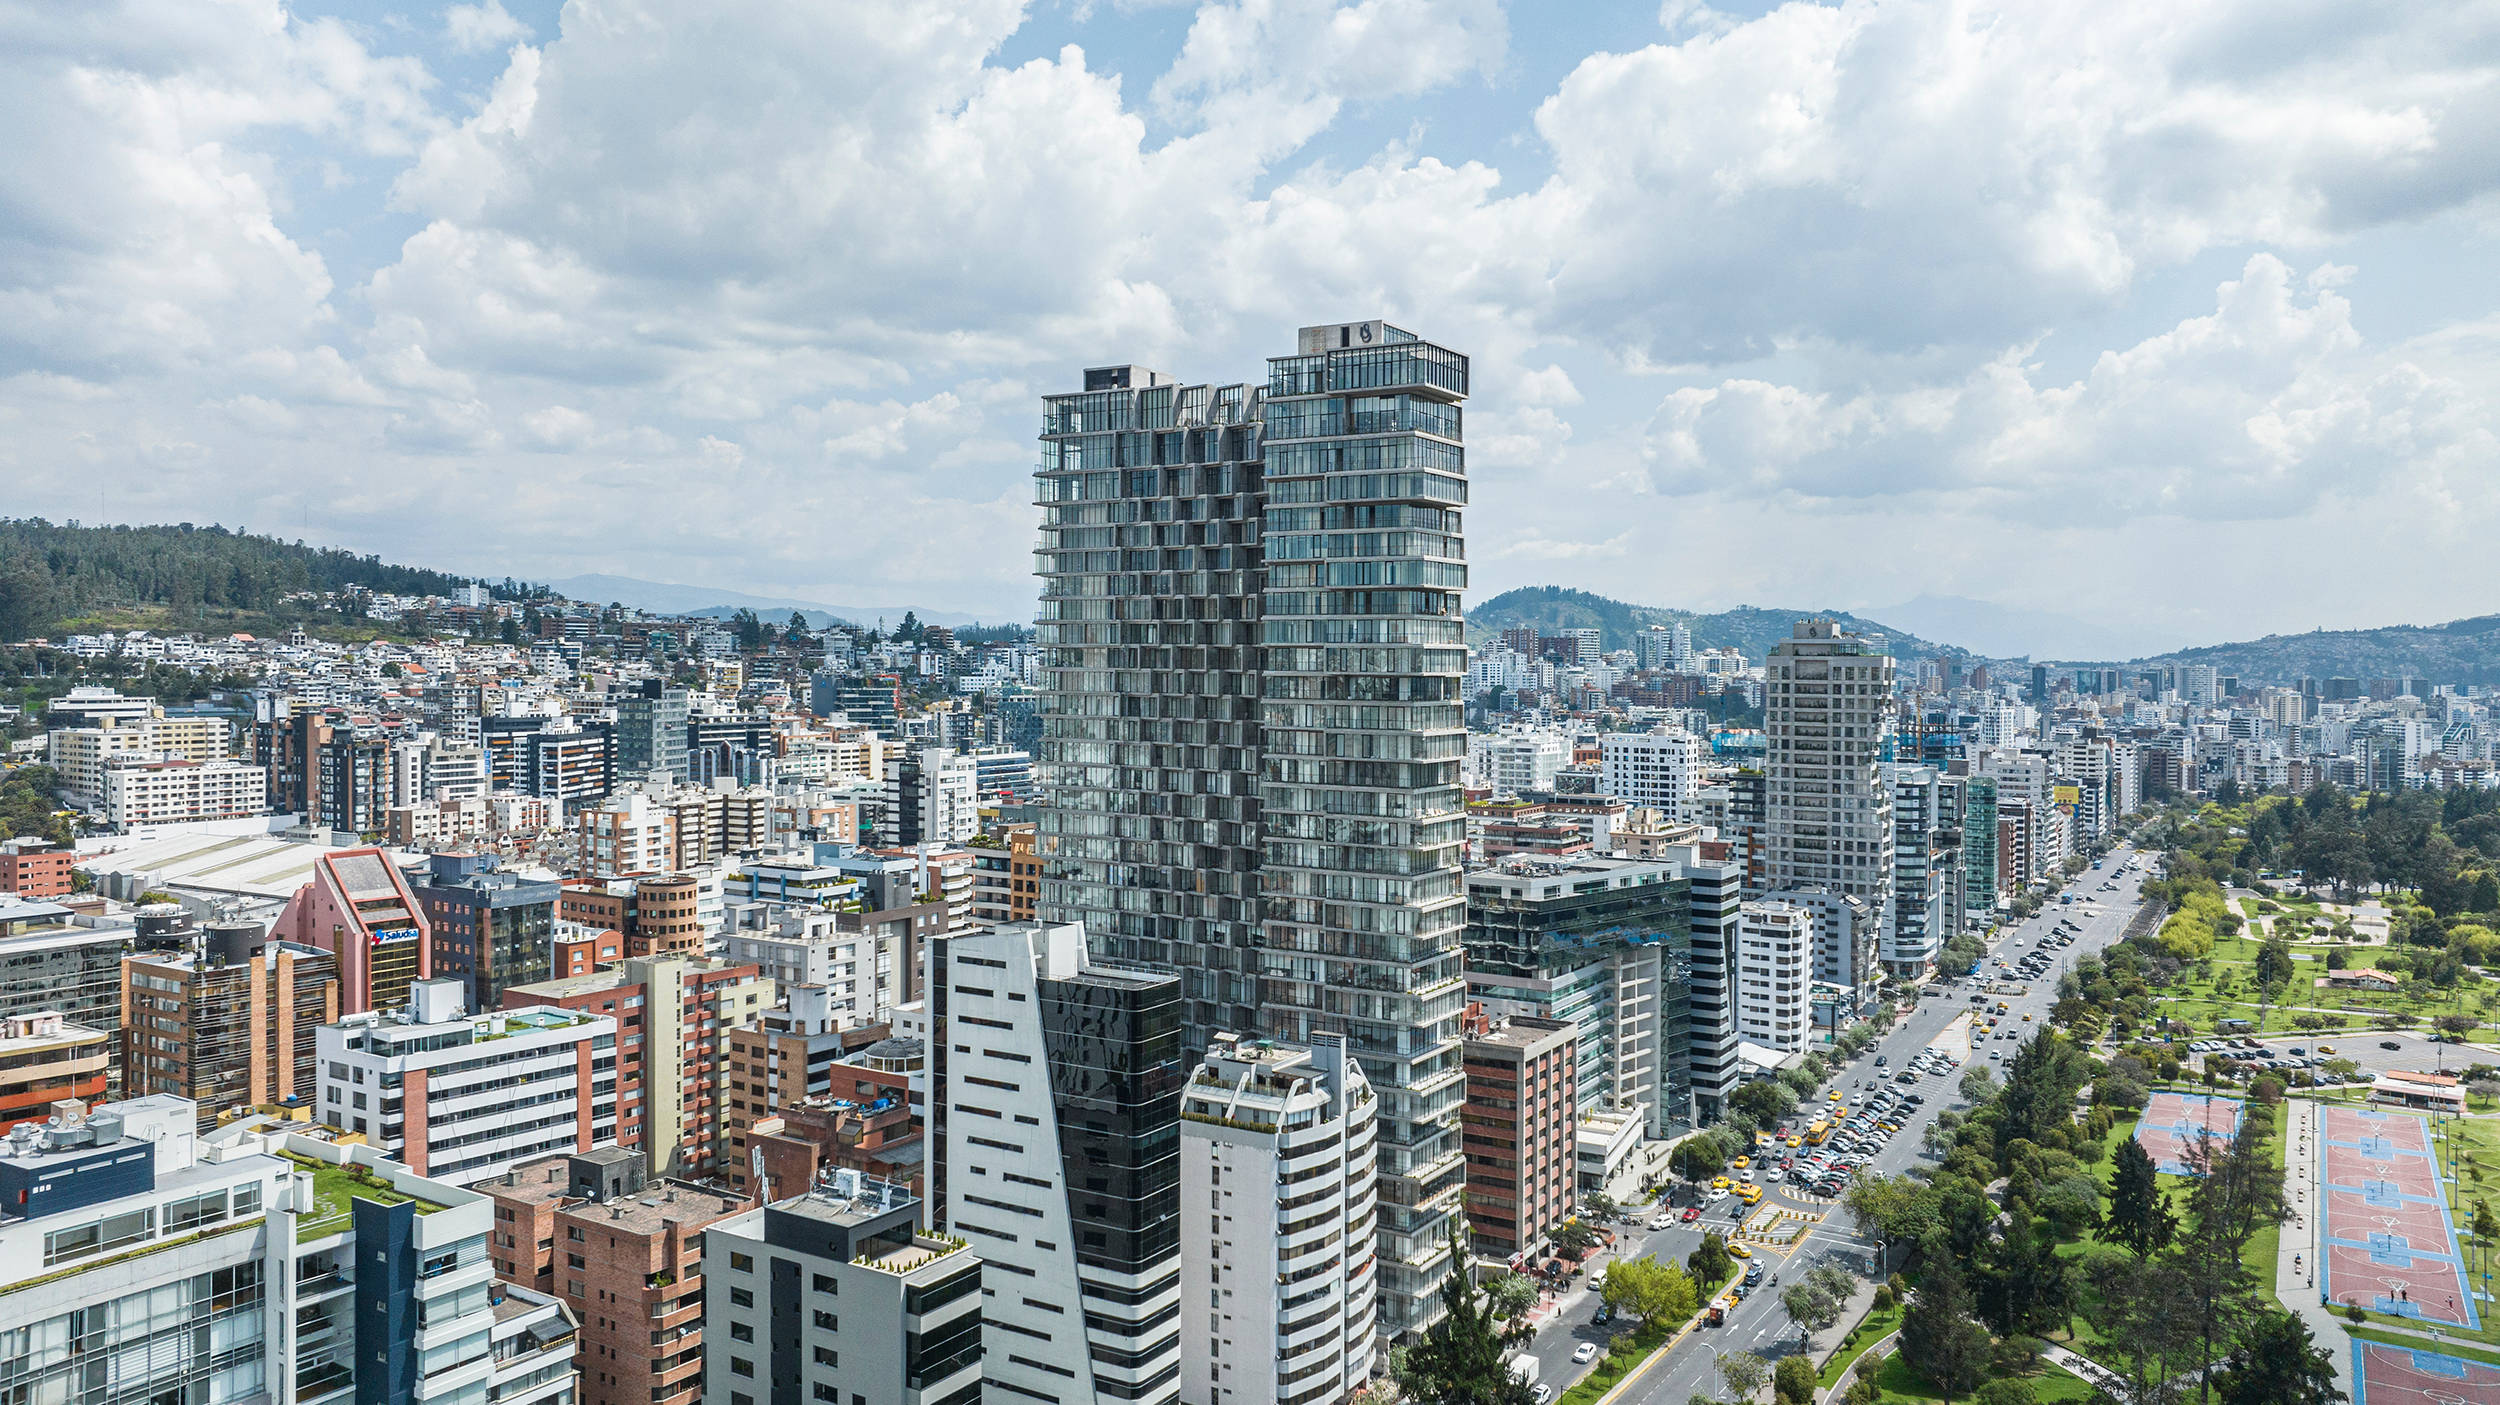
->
(286, 1153, 446, 1241)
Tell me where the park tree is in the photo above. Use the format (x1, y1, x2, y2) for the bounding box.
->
(2212, 1308, 2343, 1405)
(1598, 1256, 1698, 1327)
(1396, 1226, 1534, 1405)
(1899, 1258, 1992, 1405)
(1717, 1351, 1771, 1402)
(1484, 1274, 1536, 1320)
(1781, 1279, 1842, 1338)
(1972, 1380, 2037, 1405)
(2102, 1136, 2175, 1258)
(1977, 1205, 2074, 1339)
(1732, 1079, 1799, 1125)
(1688, 1232, 1736, 1289)
(1772, 1355, 1818, 1405)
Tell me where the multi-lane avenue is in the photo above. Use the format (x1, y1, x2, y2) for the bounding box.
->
(1515, 844, 2153, 1403)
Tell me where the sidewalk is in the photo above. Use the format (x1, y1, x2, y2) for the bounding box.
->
(2280, 1097, 2361, 1404)
(1803, 1278, 1885, 1403)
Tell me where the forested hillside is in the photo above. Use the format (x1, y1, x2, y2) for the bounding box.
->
(0, 520, 483, 640)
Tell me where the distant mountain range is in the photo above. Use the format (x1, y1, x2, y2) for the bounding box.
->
(1467, 586, 1971, 663)
(545, 574, 994, 630)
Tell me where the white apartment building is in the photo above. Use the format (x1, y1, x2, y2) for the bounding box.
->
(1471, 727, 1570, 795)
(101, 755, 269, 828)
(317, 978, 619, 1185)
(2179, 664, 2221, 706)
(578, 788, 677, 877)
(1181, 1033, 1380, 1405)
(1735, 901, 1813, 1053)
(721, 905, 903, 1023)
(931, 922, 1184, 1405)
(1763, 620, 1896, 1000)
(1740, 895, 1820, 1050)
(1599, 726, 1706, 823)
(887, 745, 980, 846)
(48, 714, 231, 807)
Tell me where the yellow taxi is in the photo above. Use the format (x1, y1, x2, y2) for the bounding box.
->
(1712, 1176, 1733, 1190)
(1827, 1091, 1842, 1103)
(1784, 1134, 1802, 1148)
(1737, 1186, 1764, 1205)
(1729, 1242, 1754, 1260)
(2318, 1044, 2336, 1054)
(2022, 1012, 2033, 1022)
(1732, 1156, 1750, 1170)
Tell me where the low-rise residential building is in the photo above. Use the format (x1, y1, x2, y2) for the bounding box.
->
(318, 977, 619, 1185)
(0, 837, 74, 897)
(0, 1010, 109, 1130)
(701, 1172, 986, 1405)
(101, 755, 269, 827)
(503, 953, 777, 1180)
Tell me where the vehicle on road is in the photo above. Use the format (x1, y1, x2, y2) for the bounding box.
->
(1573, 1343, 1599, 1364)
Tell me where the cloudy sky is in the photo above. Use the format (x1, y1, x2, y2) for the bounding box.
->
(4, 0, 2496, 656)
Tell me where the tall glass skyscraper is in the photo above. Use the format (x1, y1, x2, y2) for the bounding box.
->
(1033, 365, 1269, 1045)
(1255, 321, 1471, 1333)
(1034, 321, 1474, 1340)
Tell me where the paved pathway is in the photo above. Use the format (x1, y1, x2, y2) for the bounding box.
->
(2281, 1096, 2363, 1405)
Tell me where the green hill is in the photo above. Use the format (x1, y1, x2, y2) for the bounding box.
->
(1469, 586, 1969, 662)
(0, 519, 490, 642)
(2137, 615, 2500, 687)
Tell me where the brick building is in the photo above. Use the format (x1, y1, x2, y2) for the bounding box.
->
(0, 838, 76, 897)
(1460, 1012, 1579, 1263)
(483, 1148, 750, 1405)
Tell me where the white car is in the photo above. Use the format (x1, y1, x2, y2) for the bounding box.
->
(1766, 1169, 1784, 1183)
(1649, 1216, 1675, 1231)
(1574, 1343, 1600, 1364)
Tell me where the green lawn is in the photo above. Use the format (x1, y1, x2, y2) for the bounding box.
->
(1818, 1299, 1904, 1388)
(1873, 1351, 2099, 1402)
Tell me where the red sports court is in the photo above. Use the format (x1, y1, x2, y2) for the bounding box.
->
(2133, 1091, 2242, 1174)
(2329, 1106, 2434, 1155)
(2323, 1106, 2476, 1329)
(2355, 1341, 2500, 1405)
(2328, 1143, 2443, 1198)
(2328, 1187, 2457, 1251)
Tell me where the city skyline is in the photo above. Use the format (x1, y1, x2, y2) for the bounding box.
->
(4, 1, 2495, 647)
